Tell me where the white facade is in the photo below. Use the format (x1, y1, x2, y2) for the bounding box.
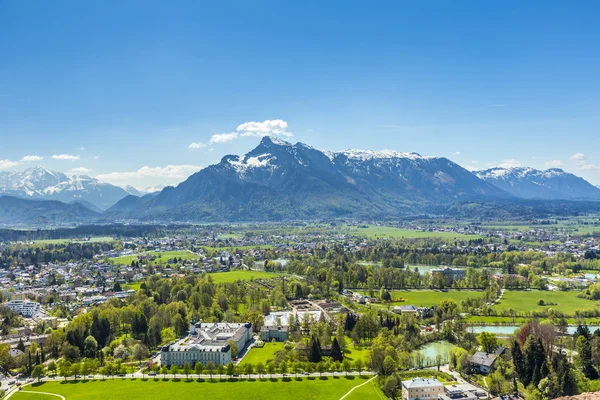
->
(4, 300, 40, 317)
(161, 322, 252, 367)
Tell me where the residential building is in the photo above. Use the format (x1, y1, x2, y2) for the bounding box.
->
(260, 325, 289, 342)
(470, 351, 498, 374)
(401, 378, 445, 400)
(4, 300, 41, 317)
(430, 267, 466, 283)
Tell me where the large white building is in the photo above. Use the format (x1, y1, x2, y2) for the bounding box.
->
(160, 321, 252, 367)
(4, 300, 41, 317)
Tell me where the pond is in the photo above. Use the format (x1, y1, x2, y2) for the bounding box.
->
(417, 341, 459, 360)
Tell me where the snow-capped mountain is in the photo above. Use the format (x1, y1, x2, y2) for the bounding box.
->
(107, 136, 508, 221)
(0, 167, 130, 210)
(476, 167, 600, 200)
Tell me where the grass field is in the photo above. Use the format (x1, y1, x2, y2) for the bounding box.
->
(359, 289, 484, 308)
(344, 378, 385, 400)
(31, 236, 114, 244)
(111, 251, 200, 265)
(342, 225, 481, 240)
(207, 270, 282, 283)
(493, 290, 600, 316)
(11, 377, 375, 400)
(343, 337, 370, 364)
(239, 342, 285, 365)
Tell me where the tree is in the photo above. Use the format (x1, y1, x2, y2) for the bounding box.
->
(244, 363, 253, 379)
(47, 360, 57, 376)
(183, 363, 192, 379)
(83, 335, 98, 358)
(31, 364, 45, 382)
(478, 332, 499, 354)
(206, 361, 216, 380)
(383, 356, 396, 376)
(133, 343, 149, 363)
(279, 361, 288, 375)
(226, 362, 235, 378)
(256, 362, 265, 378)
(354, 359, 363, 376)
(331, 337, 343, 362)
(308, 336, 322, 363)
(59, 360, 72, 381)
(267, 362, 276, 378)
(194, 362, 203, 376)
(160, 365, 168, 379)
(316, 361, 326, 377)
(576, 335, 599, 379)
(227, 340, 239, 359)
(217, 364, 225, 379)
(113, 344, 129, 360)
(342, 359, 352, 376)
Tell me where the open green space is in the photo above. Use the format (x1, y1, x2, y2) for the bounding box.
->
(359, 289, 484, 308)
(11, 376, 372, 400)
(343, 338, 370, 364)
(207, 270, 283, 283)
(239, 342, 285, 365)
(493, 290, 599, 316)
(31, 236, 115, 244)
(344, 378, 385, 400)
(111, 251, 200, 265)
(342, 225, 481, 239)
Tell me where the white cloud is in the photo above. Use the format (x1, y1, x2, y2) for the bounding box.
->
(570, 153, 586, 161)
(69, 167, 92, 174)
(452, 151, 461, 155)
(237, 119, 293, 137)
(189, 119, 292, 150)
(0, 160, 19, 170)
(188, 142, 207, 150)
(580, 163, 599, 171)
(209, 132, 238, 144)
(189, 132, 239, 150)
(96, 164, 202, 189)
(462, 165, 479, 172)
(545, 160, 563, 168)
(52, 154, 80, 161)
(471, 161, 479, 164)
(20, 155, 43, 162)
(498, 159, 521, 168)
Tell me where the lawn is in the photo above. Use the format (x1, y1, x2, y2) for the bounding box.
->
(239, 342, 285, 365)
(11, 377, 371, 400)
(342, 225, 481, 240)
(344, 378, 385, 400)
(207, 270, 282, 283)
(359, 289, 484, 308)
(343, 337, 370, 364)
(493, 290, 600, 316)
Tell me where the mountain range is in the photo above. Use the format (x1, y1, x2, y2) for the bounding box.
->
(0, 167, 131, 210)
(476, 167, 600, 200)
(106, 136, 507, 221)
(1, 137, 599, 225)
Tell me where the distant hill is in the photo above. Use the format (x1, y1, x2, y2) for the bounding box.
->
(0, 167, 130, 210)
(0, 196, 100, 225)
(476, 167, 600, 200)
(107, 136, 509, 222)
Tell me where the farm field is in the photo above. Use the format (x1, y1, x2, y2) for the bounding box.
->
(493, 290, 599, 316)
(239, 342, 285, 365)
(9, 377, 374, 400)
(31, 236, 114, 244)
(358, 289, 484, 308)
(207, 270, 282, 283)
(342, 225, 481, 239)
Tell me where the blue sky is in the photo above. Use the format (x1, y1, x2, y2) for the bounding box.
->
(1, 0, 599, 189)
